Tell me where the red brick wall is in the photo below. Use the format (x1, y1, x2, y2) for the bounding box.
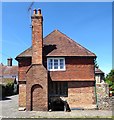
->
(32, 10, 43, 64)
(18, 56, 95, 110)
(67, 81, 96, 109)
(18, 58, 31, 108)
(18, 58, 31, 81)
(26, 64, 48, 111)
(25, 10, 48, 111)
(50, 57, 95, 81)
(48, 81, 96, 109)
(31, 84, 45, 111)
(19, 83, 26, 107)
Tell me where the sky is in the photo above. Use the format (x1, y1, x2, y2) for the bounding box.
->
(1, 2, 112, 75)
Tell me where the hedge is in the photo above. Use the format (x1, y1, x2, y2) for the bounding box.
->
(0, 80, 14, 98)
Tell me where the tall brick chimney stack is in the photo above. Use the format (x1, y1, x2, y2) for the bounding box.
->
(26, 9, 48, 111)
(7, 58, 12, 66)
(31, 9, 43, 64)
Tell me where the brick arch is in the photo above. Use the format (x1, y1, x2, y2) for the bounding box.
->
(31, 84, 43, 111)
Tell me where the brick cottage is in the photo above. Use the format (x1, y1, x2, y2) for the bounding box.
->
(16, 9, 97, 111)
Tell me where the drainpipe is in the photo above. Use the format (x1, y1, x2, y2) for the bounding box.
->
(94, 58, 98, 109)
(95, 80, 98, 109)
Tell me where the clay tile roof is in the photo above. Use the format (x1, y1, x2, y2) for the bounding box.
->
(16, 47, 32, 58)
(95, 67, 104, 74)
(16, 29, 96, 59)
(0, 64, 18, 77)
(0, 63, 5, 77)
(0, 63, 18, 84)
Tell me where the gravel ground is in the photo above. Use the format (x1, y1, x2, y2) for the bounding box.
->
(0, 95, 112, 118)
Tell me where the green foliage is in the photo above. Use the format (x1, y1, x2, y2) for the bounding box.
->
(5, 81, 14, 96)
(105, 69, 114, 93)
(0, 78, 15, 98)
(94, 59, 99, 68)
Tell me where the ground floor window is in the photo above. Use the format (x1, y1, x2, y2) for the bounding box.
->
(49, 82, 68, 96)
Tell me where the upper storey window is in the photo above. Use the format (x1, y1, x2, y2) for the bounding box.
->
(47, 58, 65, 71)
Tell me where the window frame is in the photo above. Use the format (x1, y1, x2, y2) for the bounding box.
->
(49, 82, 68, 97)
(47, 57, 66, 71)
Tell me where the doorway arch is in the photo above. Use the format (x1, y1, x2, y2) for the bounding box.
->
(31, 84, 43, 111)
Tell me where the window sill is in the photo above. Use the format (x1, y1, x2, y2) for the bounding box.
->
(49, 94, 68, 97)
(48, 69, 66, 72)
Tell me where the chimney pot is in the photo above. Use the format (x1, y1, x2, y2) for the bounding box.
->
(33, 9, 37, 14)
(7, 58, 13, 66)
(38, 9, 41, 15)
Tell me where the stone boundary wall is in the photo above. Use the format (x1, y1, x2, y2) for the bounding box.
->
(96, 82, 113, 110)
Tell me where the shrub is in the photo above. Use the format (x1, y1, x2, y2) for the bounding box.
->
(5, 81, 14, 96)
(105, 69, 114, 95)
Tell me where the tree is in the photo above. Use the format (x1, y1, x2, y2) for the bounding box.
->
(94, 59, 99, 68)
(105, 69, 114, 94)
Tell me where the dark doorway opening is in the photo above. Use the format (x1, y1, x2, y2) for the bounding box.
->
(49, 97, 71, 112)
(50, 99, 64, 111)
(53, 100, 64, 111)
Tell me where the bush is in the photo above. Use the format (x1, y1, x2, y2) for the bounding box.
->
(5, 82, 14, 96)
(105, 69, 114, 95)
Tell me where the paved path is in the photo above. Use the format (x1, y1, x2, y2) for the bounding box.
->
(0, 95, 112, 118)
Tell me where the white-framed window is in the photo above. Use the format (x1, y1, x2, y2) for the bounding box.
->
(47, 58, 66, 71)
